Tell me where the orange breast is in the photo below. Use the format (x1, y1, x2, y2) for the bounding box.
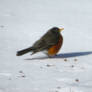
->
(48, 35, 63, 56)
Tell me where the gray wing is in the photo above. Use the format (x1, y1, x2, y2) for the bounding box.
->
(31, 31, 60, 53)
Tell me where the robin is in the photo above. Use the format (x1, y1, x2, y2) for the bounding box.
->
(16, 27, 64, 57)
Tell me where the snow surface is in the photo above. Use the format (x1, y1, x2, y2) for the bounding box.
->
(0, 0, 92, 92)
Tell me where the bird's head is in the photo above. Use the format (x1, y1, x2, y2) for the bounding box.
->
(50, 27, 64, 33)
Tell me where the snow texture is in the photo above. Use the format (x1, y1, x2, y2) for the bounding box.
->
(0, 0, 92, 92)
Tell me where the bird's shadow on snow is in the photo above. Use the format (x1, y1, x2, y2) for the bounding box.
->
(56, 51, 92, 58)
(25, 51, 92, 60)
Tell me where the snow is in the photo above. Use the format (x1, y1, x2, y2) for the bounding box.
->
(0, 0, 92, 92)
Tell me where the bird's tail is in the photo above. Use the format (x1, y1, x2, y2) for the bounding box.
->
(16, 47, 34, 56)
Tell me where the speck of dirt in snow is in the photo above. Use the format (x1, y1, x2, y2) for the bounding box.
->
(17, 75, 26, 78)
(0, 25, 4, 28)
(74, 58, 78, 62)
(75, 78, 79, 82)
(71, 65, 75, 68)
(18, 70, 26, 78)
(21, 75, 26, 78)
(64, 58, 67, 62)
(46, 64, 51, 67)
(57, 86, 61, 89)
(46, 64, 55, 67)
(19, 70, 23, 74)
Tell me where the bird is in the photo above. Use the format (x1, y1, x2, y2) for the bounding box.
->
(16, 27, 64, 57)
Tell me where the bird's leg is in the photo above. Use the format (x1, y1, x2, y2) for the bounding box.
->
(47, 54, 57, 58)
(47, 55, 53, 58)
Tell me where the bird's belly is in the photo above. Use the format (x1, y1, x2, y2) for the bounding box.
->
(47, 36, 63, 56)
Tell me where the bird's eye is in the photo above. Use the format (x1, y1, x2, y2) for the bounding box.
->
(53, 28, 59, 31)
(55, 28, 58, 31)
(50, 27, 59, 33)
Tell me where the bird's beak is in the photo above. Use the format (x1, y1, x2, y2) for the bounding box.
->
(59, 28, 64, 32)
